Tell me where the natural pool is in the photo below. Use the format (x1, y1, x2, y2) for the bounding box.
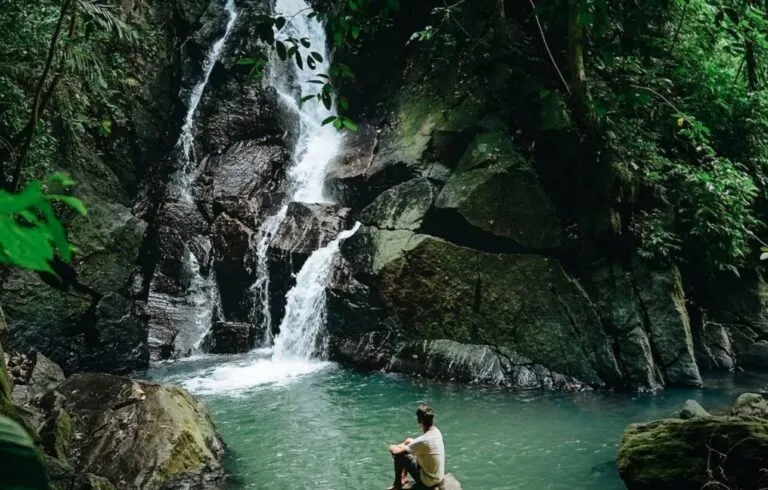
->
(147, 351, 768, 490)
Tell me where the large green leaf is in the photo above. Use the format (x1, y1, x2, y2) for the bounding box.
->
(0, 415, 48, 489)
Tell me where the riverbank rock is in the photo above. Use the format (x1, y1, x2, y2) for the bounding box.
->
(57, 373, 224, 489)
(618, 394, 768, 490)
(328, 228, 622, 389)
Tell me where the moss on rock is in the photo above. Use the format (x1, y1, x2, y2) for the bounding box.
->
(618, 396, 768, 489)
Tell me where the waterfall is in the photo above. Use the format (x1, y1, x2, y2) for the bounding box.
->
(173, 0, 354, 392)
(173, 0, 239, 202)
(247, 206, 287, 345)
(273, 223, 360, 359)
(248, 0, 344, 340)
(152, 1, 236, 358)
(175, 249, 221, 356)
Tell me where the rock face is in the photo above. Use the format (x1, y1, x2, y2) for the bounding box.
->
(432, 132, 561, 250)
(329, 227, 625, 389)
(203, 321, 255, 354)
(618, 394, 768, 490)
(265, 203, 354, 331)
(58, 373, 224, 489)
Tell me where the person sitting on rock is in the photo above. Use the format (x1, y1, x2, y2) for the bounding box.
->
(388, 404, 445, 489)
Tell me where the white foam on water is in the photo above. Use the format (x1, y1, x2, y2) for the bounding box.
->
(179, 357, 332, 395)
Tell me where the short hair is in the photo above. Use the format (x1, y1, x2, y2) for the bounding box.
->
(416, 404, 435, 428)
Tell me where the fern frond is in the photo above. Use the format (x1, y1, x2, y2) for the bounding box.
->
(76, 0, 132, 40)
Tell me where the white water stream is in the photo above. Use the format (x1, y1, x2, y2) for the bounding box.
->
(176, 0, 359, 394)
(173, 0, 239, 202)
(162, 0, 237, 355)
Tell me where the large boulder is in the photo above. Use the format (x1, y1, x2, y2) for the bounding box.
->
(588, 260, 701, 389)
(618, 394, 768, 490)
(58, 373, 224, 489)
(203, 321, 255, 354)
(202, 139, 289, 222)
(433, 132, 561, 250)
(329, 228, 623, 389)
(360, 178, 436, 231)
(211, 213, 255, 321)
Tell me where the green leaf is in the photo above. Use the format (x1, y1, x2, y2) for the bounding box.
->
(321, 116, 337, 126)
(301, 38, 311, 48)
(321, 91, 332, 110)
(341, 118, 358, 131)
(339, 96, 350, 111)
(48, 195, 88, 216)
(275, 41, 287, 60)
(352, 24, 361, 39)
(47, 173, 75, 188)
(311, 52, 323, 62)
(0, 415, 48, 489)
(294, 51, 304, 70)
(237, 57, 257, 65)
(307, 56, 317, 70)
(333, 118, 343, 130)
(274, 16, 287, 30)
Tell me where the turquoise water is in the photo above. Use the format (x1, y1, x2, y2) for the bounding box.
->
(147, 353, 768, 490)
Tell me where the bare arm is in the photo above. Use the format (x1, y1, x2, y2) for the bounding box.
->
(389, 443, 408, 455)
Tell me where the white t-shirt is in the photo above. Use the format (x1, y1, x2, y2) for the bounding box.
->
(406, 426, 445, 486)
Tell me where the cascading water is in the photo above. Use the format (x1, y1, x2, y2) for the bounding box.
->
(248, 0, 345, 342)
(155, 0, 236, 357)
(173, 0, 239, 202)
(273, 223, 360, 359)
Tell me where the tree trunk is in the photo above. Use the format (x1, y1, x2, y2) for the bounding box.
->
(569, 0, 589, 122)
(4, 0, 73, 191)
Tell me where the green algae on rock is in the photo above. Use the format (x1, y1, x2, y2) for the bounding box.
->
(57, 373, 224, 489)
(618, 394, 768, 490)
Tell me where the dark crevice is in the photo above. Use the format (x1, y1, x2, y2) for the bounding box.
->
(625, 262, 668, 381)
(547, 283, 604, 387)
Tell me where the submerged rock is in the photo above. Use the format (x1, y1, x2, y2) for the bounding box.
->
(618, 394, 768, 490)
(58, 373, 224, 489)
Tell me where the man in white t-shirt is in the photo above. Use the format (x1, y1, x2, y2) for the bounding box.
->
(388, 404, 446, 489)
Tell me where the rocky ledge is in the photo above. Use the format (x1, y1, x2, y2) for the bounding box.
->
(618, 393, 768, 490)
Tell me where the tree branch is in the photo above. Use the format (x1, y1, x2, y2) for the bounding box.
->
(527, 0, 571, 96)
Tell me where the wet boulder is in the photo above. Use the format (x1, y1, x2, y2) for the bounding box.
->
(204, 139, 289, 222)
(58, 373, 224, 489)
(203, 321, 255, 354)
(211, 214, 255, 321)
(359, 178, 436, 231)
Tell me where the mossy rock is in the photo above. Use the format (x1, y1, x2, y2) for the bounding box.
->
(618, 414, 768, 490)
(372, 235, 621, 386)
(57, 373, 224, 489)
